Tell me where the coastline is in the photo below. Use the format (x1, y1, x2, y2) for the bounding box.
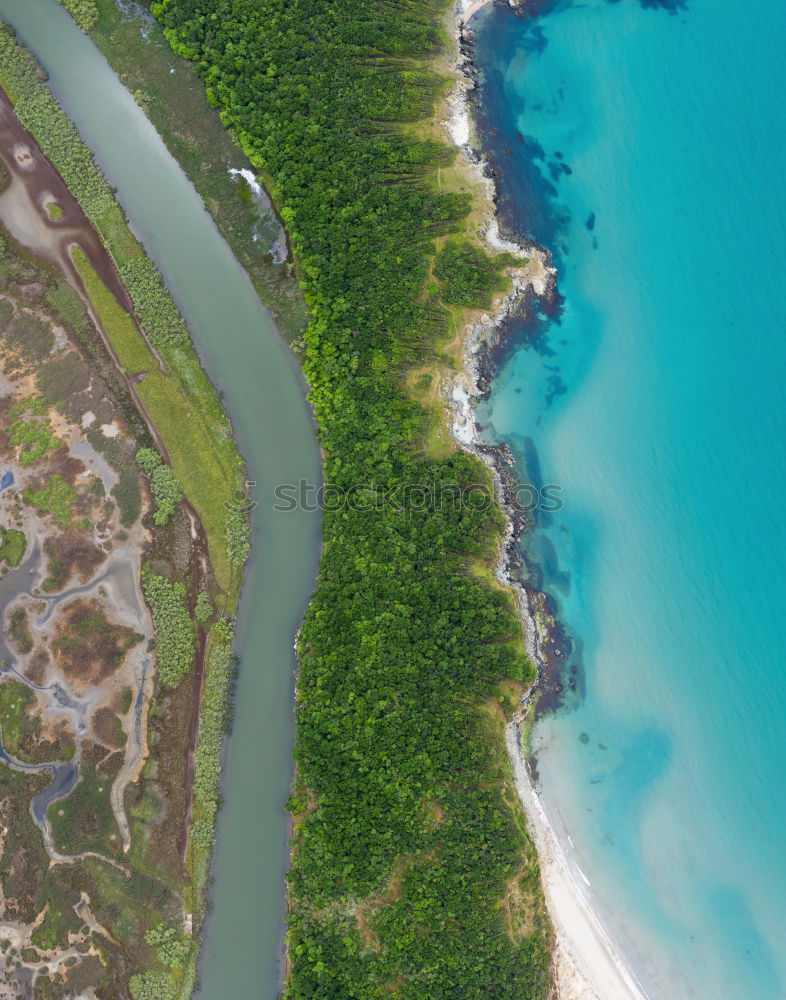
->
(442, 4, 650, 998)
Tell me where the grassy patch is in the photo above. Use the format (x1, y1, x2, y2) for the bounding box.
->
(71, 245, 155, 374)
(46, 200, 64, 220)
(0, 527, 26, 568)
(48, 765, 120, 857)
(8, 397, 60, 466)
(6, 311, 54, 362)
(46, 275, 89, 332)
(42, 549, 67, 592)
(40, 532, 106, 593)
(25, 474, 77, 525)
(38, 349, 91, 403)
(0, 680, 36, 760)
(135, 370, 239, 588)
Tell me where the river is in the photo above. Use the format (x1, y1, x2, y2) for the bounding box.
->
(0, 1, 322, 996)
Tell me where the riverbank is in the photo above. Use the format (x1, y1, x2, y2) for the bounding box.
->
(440, 4, 650, 999)
(0, 27, 247, 595)
(84, 0, 308, 343)
(0, 18, 256, 997)
(144, 0, 563, 993)
(0, 4, 324, 996)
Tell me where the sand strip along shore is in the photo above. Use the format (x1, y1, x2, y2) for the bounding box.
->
(507, 725, 652, 1000)
(462, 0, 503, 24)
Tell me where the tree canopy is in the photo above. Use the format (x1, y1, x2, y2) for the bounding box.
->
(152, 0, 552, 995)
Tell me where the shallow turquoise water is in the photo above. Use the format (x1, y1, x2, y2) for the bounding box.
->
(474, 1, 786, 997)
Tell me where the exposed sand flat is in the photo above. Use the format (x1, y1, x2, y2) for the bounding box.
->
(460, 0, 497, 23)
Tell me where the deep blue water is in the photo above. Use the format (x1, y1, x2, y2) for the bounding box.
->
(473, 1, 786, 997)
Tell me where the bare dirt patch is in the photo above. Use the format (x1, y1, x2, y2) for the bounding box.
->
(42, 529, 106, 591)
(52, 598, 141, 689)
(5, 605, 32, 653)
(92, 706, 126, 750)
(24, 644, 50, 685)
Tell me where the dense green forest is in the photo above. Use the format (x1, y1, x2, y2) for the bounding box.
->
(152, 0, 552, 996)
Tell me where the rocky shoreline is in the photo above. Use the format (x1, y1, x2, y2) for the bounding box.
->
(443, 4, 575, 719)
(441, 7, 650, 1000)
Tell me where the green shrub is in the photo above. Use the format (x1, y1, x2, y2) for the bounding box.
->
(190, 818, 213, 849)
(134, 447, 161, 475)
(129, 971, 175, 1000)
(149, 464, 183, 525)
(56, 0, 99, 33)
(141, 567, 195, 688)
(144, 924, 190, 971)
(434, 239, 512, 308)
(225, 510, 250, 567)
(118, 257, 187, 347)
(189, 626, 235, 853)
(136, 448, 183, 525)
(194, 590, 213, 622)
(112, 466, 142, 528)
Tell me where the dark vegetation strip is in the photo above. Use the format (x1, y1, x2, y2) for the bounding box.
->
(151, 0, 552, 996)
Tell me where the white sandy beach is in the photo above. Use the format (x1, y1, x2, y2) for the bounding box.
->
(445, 3, 652, 998)
(506, 725, 651, 1000)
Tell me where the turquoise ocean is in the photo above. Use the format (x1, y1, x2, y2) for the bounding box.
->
(473, 0, 786, 997)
